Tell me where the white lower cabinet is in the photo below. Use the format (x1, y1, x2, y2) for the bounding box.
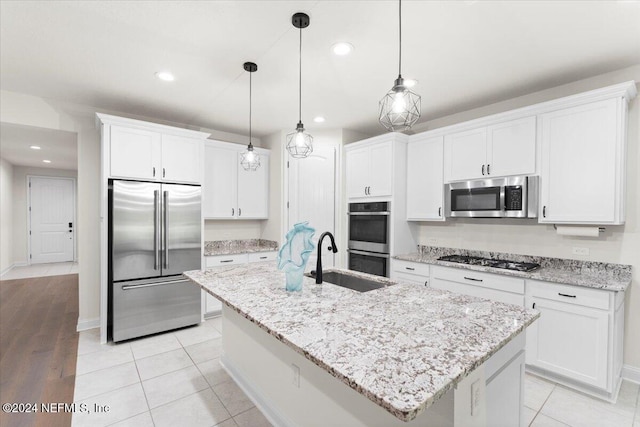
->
(390, 260, 430, 287)
(203, 251, 277, 317)
(525, 280, 623, 400)
(431, 266, 525, 306)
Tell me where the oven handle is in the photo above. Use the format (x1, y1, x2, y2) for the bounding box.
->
(347, 212, 390, 216)
(347, 249, 390, 259)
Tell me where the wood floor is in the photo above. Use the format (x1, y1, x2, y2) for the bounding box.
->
(0, 274, 79, 427)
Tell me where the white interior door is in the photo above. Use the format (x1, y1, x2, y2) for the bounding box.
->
(288, 145, 336, 272)
(29, 177, 75, 264)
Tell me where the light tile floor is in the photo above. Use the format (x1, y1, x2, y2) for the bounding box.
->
(73, 317, 640, 427)
(72, 317, 272, 427)
(0, 261, 78, 280)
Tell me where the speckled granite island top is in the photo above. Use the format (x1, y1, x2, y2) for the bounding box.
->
(204, 239, 278, 256)
(395, 246, 631, 292)
(184, 263, 539, 422)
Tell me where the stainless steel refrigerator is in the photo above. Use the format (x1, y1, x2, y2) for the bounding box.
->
(109, 179, 202, 342)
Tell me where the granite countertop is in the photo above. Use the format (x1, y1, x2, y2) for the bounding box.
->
(394, 246, 632, 292)
(184, 263, 539, 422)
(204, 239, 278, 256)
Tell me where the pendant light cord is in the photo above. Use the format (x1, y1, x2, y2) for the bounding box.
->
(398, 0, 402, 77)
(249, 70, 252, 148)
(298, 27, 302, 123)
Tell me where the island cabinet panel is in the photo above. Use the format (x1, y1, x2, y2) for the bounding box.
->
(345, 137, 396, 199)
(220, 305, 525, 427)
(109, 125, 203, 184)
(539, 98, 624, 224)
(406, 135, 445, 221)
(443, 116, 536, 182)
(203, 141, 270, 219)
(525, 279, 620, 395)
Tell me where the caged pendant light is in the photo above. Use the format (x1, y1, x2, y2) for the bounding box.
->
(378, 0, 421, 132)
(240, 62, 260, 171)
(286, 12, 313, 158)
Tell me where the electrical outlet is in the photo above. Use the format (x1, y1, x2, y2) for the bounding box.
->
(291, 363, 300, 388)
(470, 379, 481, 416)
(572, 247, 590, 256)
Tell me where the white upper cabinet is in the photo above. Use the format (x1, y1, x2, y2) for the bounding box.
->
(539, 98, 624, 224)
(406, 135, 444, 221)
(161, 135, 203, 183)
(345, 137, 398, 199)
(109, 125, 162, 180)
(237, 152, 269, 219)
(203, 141, 269, 219)
(444, 116, 536, 182)
(101, 114, 208, 184)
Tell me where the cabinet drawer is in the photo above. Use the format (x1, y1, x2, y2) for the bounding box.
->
(248, 251, 278, 263)
(432, 265, 525, 294)
(393, 259, 431, 277)
(527, 280, 610, 310)
(205, 254, 248, 268)
(393, 271, 430, 287)
(432, 278, 524, 306)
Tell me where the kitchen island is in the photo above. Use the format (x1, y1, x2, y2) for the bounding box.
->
(185, 263, 539, 427)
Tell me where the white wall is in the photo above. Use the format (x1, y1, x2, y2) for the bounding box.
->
(11, 166, 77, 265)
(260, 131, 286, 244)
(412, 65, 640, 369)
(0, 157, 14, 273)
(204, 220, 263, 241)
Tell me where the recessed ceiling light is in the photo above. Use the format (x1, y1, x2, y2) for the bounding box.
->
(155, 71, 175, 82)
(404, 79, 418, 88)
(332, 42, 353, 56)
(42, 160, 51, 163)
(313, 116, 326, 123)
(30, 145, 41, 150)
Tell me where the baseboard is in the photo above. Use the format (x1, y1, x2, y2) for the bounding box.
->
(622, 364, 640, 384)
(76, 318, 100, 332)
(0, 262, 28, 277)
(221, 355, 294, 427)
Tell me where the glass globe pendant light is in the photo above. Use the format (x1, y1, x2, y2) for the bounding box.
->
(378, 0, 421, 132)
(240, 62, 260, 171)
(286, 12, 313, 158)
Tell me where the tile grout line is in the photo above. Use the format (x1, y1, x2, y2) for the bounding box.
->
(132, 344, 156, 426)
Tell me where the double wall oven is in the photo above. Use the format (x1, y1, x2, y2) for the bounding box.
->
(347, 202, 390, 277)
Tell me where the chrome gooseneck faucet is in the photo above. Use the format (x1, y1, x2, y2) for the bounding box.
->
(315, 232, 338, 284)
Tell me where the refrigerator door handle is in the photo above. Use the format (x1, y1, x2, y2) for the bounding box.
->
(154, 190, 160, 270)
(121, 279, 187, 290)
(163, 190, 169, 269)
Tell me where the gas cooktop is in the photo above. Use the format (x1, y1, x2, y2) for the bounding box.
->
(437, 255, 540, 272)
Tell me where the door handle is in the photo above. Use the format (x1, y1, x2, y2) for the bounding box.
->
(163, 168, 166, 178)
(464, 276, 483, 282)
(153, 167, 156, 177)
(438, 207, 442, 217)
(163, 191, 169, 269)
(232, 208, 235, 217)
(558, 293, 576, 298)
(154, 190, 160, 270)
(238, 208, 242, 217)
(405, 267, 415, 271)
(487, 164, 491, 175)
(543, 206, 547, 218)
(482, 164, 485, 176)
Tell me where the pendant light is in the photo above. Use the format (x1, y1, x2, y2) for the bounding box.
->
(378, 0, 421, 132)
(240, 62, 260, 171)
(286, 12, 313, 158)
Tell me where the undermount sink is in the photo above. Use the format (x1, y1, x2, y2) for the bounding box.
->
(306, 270, 392, 292)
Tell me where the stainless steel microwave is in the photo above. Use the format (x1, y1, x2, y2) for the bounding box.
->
(444, 175, 538, 218)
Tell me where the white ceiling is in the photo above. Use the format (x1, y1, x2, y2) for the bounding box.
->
(1, 1, 639, 138)
(0, 123, 77, 170)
